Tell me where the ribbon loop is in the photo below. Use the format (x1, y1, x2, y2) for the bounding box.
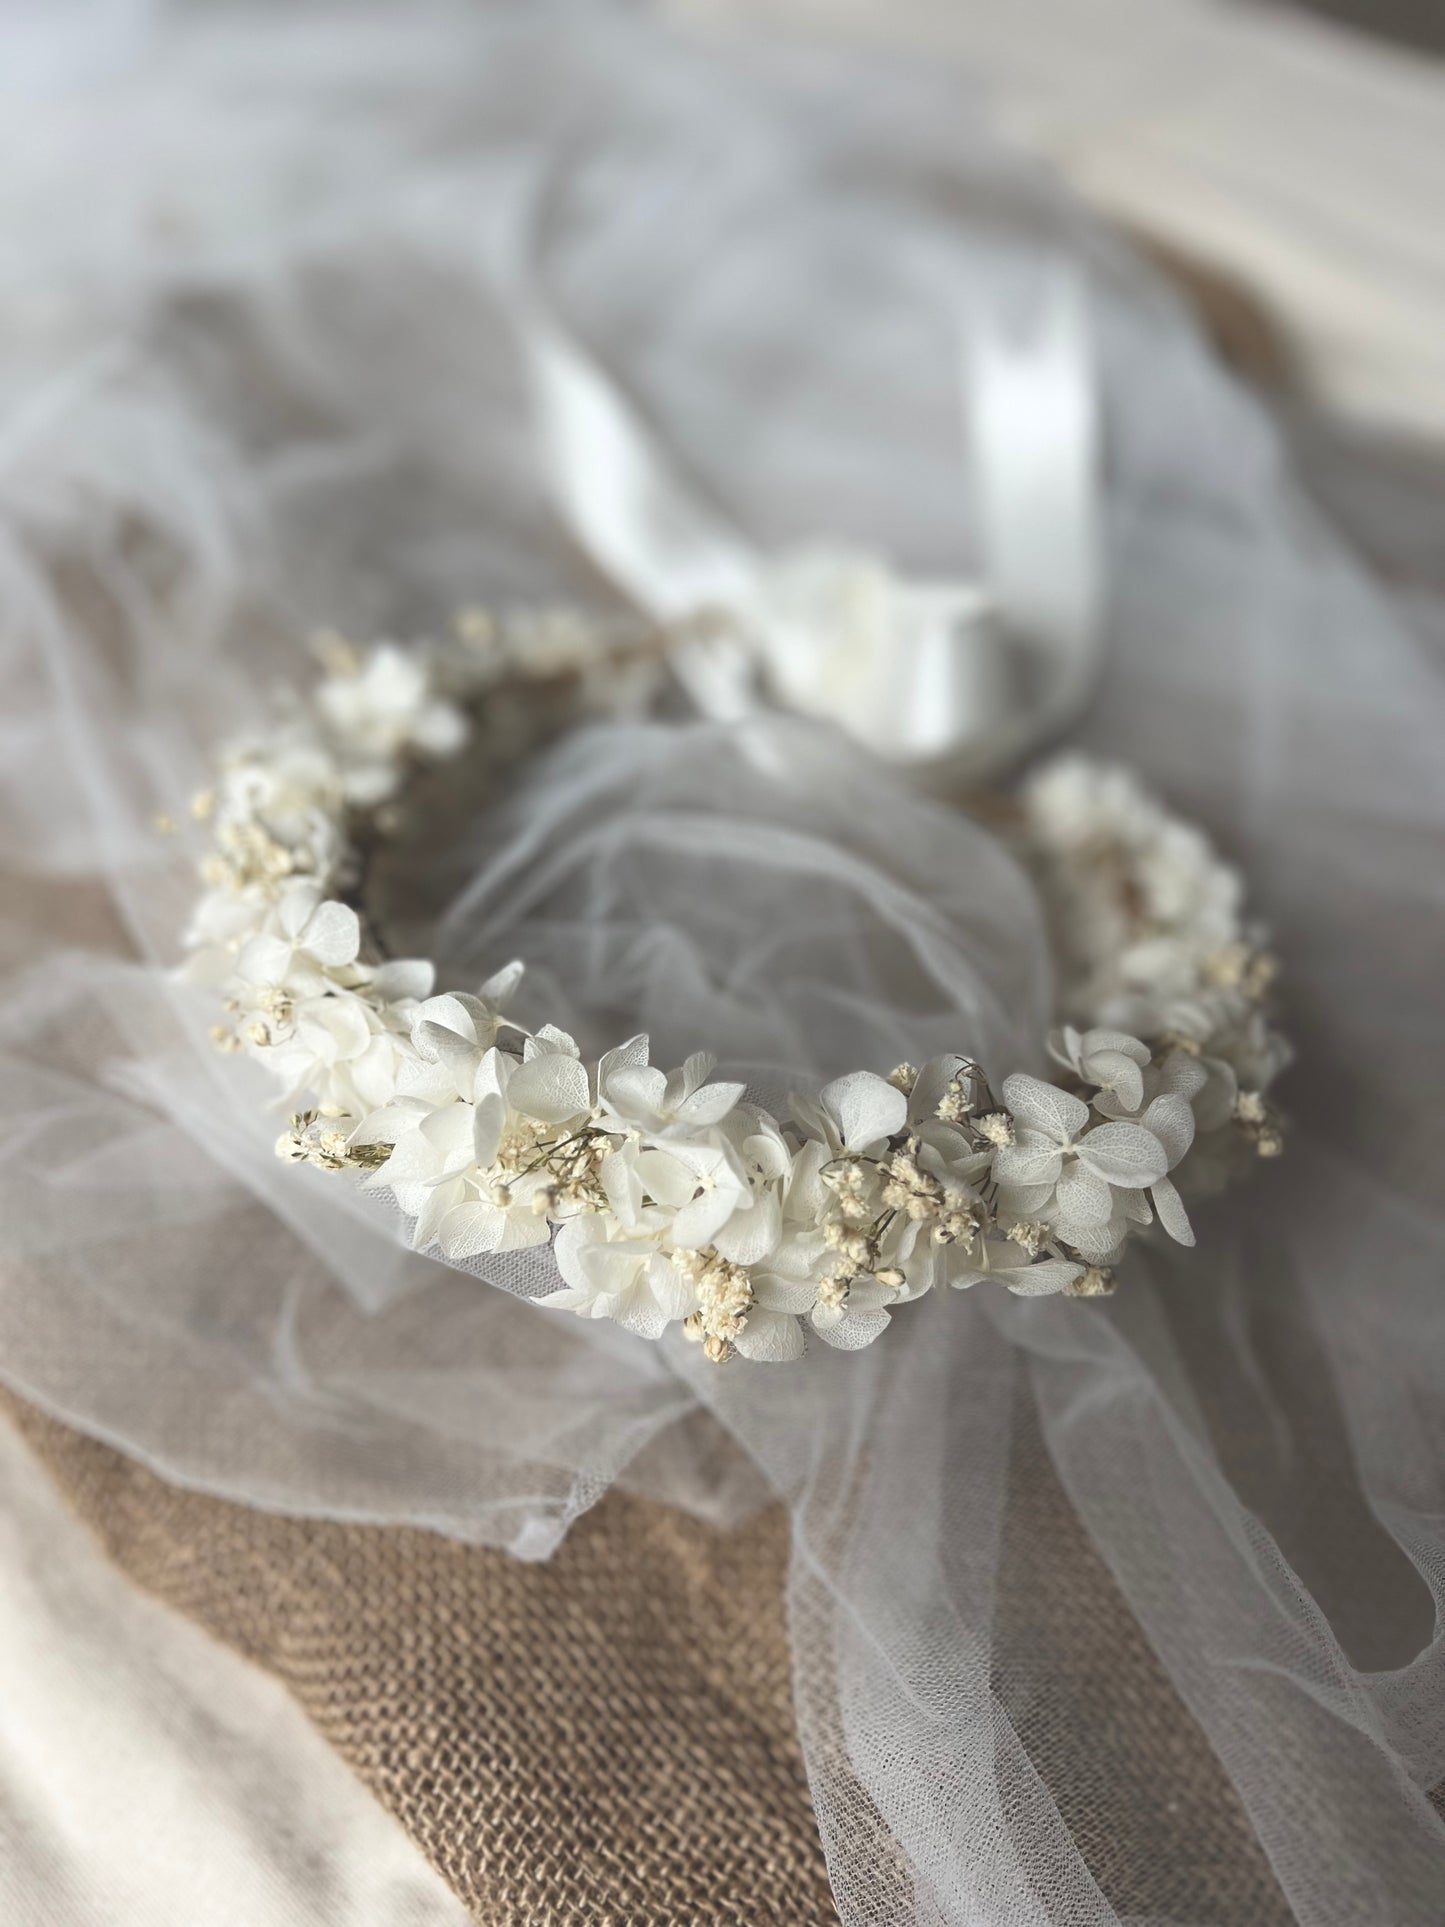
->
(510, 249, 1102, 780)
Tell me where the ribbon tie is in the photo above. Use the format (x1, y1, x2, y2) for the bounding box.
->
(513, 255, 1101, 784)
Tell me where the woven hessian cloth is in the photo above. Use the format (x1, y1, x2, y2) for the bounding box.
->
(2, 1393, 836, 1927)
(4, 1385, 1318, 1926)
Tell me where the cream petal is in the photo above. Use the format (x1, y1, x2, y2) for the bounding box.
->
(752, 1271, 819, 1315)
(302, 899, 360, 967)
(413, 994, 480, 1047)
(648, 1255, 695, 1322)
(604, 1063, 668, 1120)
(993, 1135, 1064, 1188)
(1086, 1050, 1145, 1112)
(672, 1185, 745, 1251)
(1001, 1074, 1089, 1145)
(676, 1081, 747, 1127)
(1003, 1258, 1082, 1296)
(477, 960, 525, 1007)
(1151, 1176, 1196, 1247)
(820, 1071, 908, 1152)
(1053, 1161, 1114, 1228)
(1141, 1092, 1196, 1168)
(494, 1212, 552, 1254)
(506, 1052, 590, 1125)
(274, 878, 321, 940)
(437, 1201, 506, 1260)
(712, 1189, 781, 1267)
(612, 1285, 671, 1342)
(369, 957, 434, 1003)
(1077, 1121, 1168, 1188)
(633, 1146, 698, 1210)
(812, 1305, 891, 1350)
(733, 1309, 806, 1362)
(236, 932, 293, 987)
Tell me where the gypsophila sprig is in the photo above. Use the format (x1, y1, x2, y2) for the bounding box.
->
(177, 630, 1290, 1363)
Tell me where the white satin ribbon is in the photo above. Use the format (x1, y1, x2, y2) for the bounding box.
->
(515, 259, 1100, 781)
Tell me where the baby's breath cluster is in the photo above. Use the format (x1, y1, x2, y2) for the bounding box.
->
(178, 635, 1289, 1365)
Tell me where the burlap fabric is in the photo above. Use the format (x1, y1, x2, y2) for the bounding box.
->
(2, 1393, 837, 1927)
(5, 1384, 1311, 1926)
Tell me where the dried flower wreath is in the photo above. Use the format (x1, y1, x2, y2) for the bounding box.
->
(181, 617, 1287, 1362)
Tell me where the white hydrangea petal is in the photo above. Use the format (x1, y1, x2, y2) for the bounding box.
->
(552, 1216, 603, 1293)
(820, 1071, 908, 1152)
(1077, 1121, 1168, 1189)
(907, 1055, 964, 1126)
(1085, 1030, 1150, 1066)
(437, 1201, 506, 1261)
(1154, 1051, 1206, 1102)
(604, 1063, 668, 1119)
(413, 995, 478, 1048)
(612, 1291, 672, 1343)
(349, 1038, 405, 1110)
(1003, 1258, 1083, 1297)
(784, 1138, 831, 1221)
(648, 1255, 695, 1322)
(413, 1021, 481, 1101)
(524, 1024, 580, 1061)
(733, 1309, 806, 1362)
(299, 994, 373, 1063)
(477, 960, 524, 1006)
(668, 1052, 716, 1108)
(1046, 1026, 1085, 1074)
(1086, 1050, 1145, 1112)
(712, 1189, 782, 1267)
(369, 958, 434, 1003)
(994, 1178, 1058, 1220)
(575, 1240, 652, 1299)
(1151, 1176, 1196, 1247)
(1061, 1219, 1128, 1265)
(812, 1305, 892, 1350)
(350, 1098, 428, 1147)
(274, 879, 321, 940)
(596, 1145, 641, 1227)
(992, 1135, 1063, 1188)
(236, 932, 294, 987)
(1141, 1092, 1196, 1168)
(418, 1100, 475, 1165)
(506, 1052, 591, 1125)
(1001, 1074, 1089, 1145)
(396, 1055, 460, 1107)
(493, 1212, 551, 1255)
(740, 1125, 792, 1187)
(672, 1186, 744, 1252)
(752, 1271, 820, 1315)
(470, 1090, 506, 1170)
(787, 1092, 835, 1151)
(945, 1263, 987, 1291)
(632, 1147, 697, 1211)
(412, 1177, 465, 1250)
(535, 1286, 595, 1315)
(596, 1033, 649, 1093)
(302, 899, 361, 968)
(1053, 1162, 1114, 1228)
(677, 1082, 747, 1127)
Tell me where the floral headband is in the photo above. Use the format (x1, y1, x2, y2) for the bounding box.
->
(180, 617, 1287, 1363)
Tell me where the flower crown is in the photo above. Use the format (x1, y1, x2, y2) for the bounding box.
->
(181, 619, 1287, 1362)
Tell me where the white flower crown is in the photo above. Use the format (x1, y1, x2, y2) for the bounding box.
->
(180, 618, 1287, 1362)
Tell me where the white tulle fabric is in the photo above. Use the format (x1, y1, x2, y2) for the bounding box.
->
(2, 7, 1444, 1923)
